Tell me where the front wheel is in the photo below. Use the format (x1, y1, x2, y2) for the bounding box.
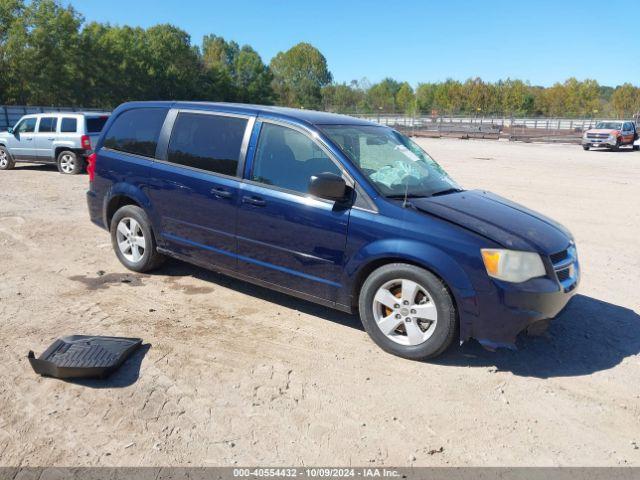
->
(582, 145, 590, 151)
(633, 145, 639, 151)
(358, 263, 457, 360)
(110, 205, 165, 272)
(0, 146, 15, 170)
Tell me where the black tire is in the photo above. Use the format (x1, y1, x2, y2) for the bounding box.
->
(612, 138, 621, 151)
(358, 263, 457, 360)
(110, 205, 165, 273)
(582, 145, 589, 151)
(633, 145, 639, 151)
(0, 146, 15, 170)
(56, 150, 83, 175)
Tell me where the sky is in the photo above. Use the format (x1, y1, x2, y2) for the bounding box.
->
(62, 0, 639, 88)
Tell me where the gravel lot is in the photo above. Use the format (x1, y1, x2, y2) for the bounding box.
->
(0, 139, 639, 467)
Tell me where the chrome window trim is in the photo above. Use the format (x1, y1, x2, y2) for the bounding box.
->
(101, 146, 158, 162)
(155, 109, 256, 180)
(256, 118, 355, 187)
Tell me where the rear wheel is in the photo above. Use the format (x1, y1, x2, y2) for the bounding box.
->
(0, 146, 15, 170)
(56, 150, 83, 175)
(358, 263, 456, 360)
(110, 205, 165, 272)
(633, 145, 639, 151)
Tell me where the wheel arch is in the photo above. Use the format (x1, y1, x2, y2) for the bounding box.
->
(345, 239, 479, 322)
(55, 146, 84, 159)
(103, 183, 155, 230)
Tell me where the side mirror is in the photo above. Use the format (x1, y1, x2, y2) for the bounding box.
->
(309, 172, 348, 202)
(7, 127, 13, 134)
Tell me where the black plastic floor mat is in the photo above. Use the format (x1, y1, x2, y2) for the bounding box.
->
(28, 335, 142, 379)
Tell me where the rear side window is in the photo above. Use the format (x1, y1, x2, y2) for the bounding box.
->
(38, 117, 58, 133)
(167, 112, 247, 176)
(61, 118, 78, 133)
(252, 123, 341, 193)
(103, 108, 168, 158)
(86, 116, 109, 133)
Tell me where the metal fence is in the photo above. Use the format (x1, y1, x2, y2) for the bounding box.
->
(350, 114, 640, 143)
(0, 105, 106, 131)
(2, 105, 638, 144)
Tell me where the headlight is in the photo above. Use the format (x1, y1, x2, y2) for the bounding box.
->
(481, 249, 546, 283)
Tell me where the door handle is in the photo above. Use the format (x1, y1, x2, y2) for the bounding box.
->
(242, 195, 266, 206)
(47, 137, 55, 141)
(210, 187, 232, 199)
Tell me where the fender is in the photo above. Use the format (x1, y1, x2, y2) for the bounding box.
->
(342, 238, 479, 316)
(102, 182, 159, 233)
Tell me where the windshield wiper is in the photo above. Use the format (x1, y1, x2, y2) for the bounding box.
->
(429, 188, 463, 197)
(385, 194, 428, 199)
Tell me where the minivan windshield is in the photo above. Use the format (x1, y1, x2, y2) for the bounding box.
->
(321, 125, 460, 198)
(595, 122, 623, 130)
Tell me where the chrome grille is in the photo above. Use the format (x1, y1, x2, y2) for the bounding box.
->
(550, 245, 578, 292)
(587, 133, 609, 139)
(549, 249, 568, 264)
(556, 267, 571, 281)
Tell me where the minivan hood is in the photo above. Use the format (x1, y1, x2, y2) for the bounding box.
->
(408, 190, 572, 253)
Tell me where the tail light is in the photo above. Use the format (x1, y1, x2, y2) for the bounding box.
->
(81, 135, 92, 150)
(87, 153, 97, 182)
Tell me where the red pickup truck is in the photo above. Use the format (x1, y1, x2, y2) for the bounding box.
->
(582, 121, 639, 151)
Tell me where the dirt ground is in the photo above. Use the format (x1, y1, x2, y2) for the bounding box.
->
(0, 139, 639, 467)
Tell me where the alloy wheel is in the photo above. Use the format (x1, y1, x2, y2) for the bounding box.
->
(0, 150, 8, 168)
(59, 154, 75, 174)
(372, 278, 438, 346)
(116, 217, 146, 263)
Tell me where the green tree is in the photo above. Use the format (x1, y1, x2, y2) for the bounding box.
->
(367, 78, 401, 112)
(270, 42, 332, 108)
(234, 45, 273, 103)
(321, 81, 365, 113)
(3, 0, 83, 104)
(395, 82, 415, 114)
(611, 83, 640, 118)
(415, 83, 436, 114)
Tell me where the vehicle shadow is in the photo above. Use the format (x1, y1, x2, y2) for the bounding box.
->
(434, 294, 640, 378)
(589, 147, 636, 153)
(155, 259, 363, 331)
(11, 164, 57, 171)
(64, 343, 151, 389)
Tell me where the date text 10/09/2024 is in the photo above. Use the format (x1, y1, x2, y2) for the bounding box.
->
(233, 468, 402, 478)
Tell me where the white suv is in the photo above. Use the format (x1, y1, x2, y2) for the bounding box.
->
(0, 112, 110, 174)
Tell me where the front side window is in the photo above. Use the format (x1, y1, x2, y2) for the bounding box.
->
(252, 123, 341, 194)
(321, 124, 460, 198)
(16, 118, 36, 133)
(103, 108, 168, 158)
(61, 118, 78, 133)
(38, 117, 58, 133)
(167, 112, 247, 176)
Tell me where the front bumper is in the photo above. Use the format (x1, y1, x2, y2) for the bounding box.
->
(582, 137, 616, 147)
(461, 252, 580, 349)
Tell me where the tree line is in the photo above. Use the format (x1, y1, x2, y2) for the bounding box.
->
(1, 0, 639, 118)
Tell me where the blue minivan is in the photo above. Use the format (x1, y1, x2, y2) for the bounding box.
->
(86, 102, 579, 360)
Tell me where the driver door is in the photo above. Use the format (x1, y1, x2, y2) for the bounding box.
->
(236, 121, 352, 302)
(9, 117, 38, 160)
